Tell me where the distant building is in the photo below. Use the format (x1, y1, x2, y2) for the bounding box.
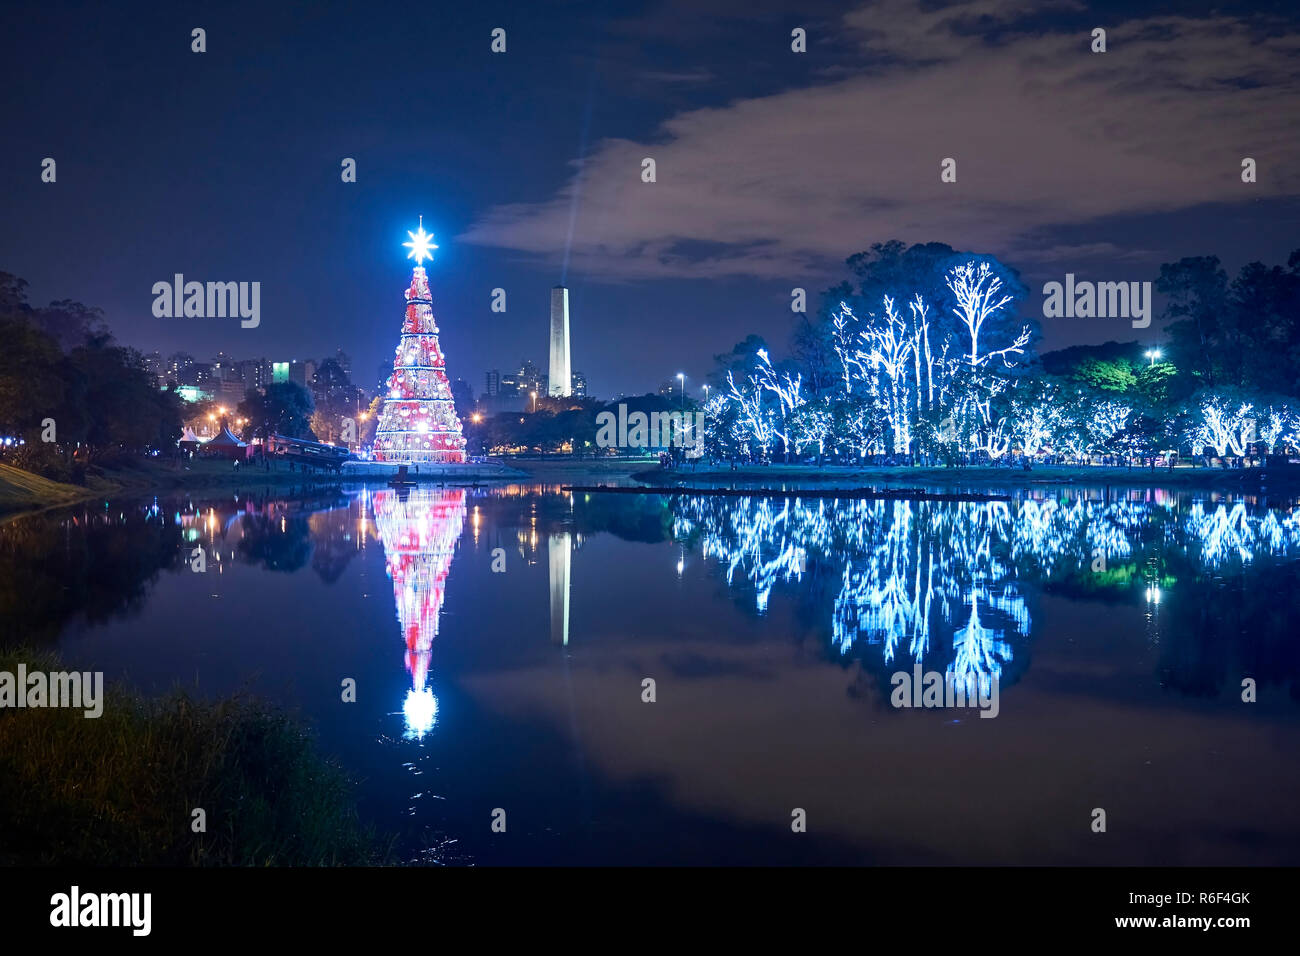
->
(477, 393, 528, 415)
(501, 359, 546, 398)
(484, 369, 500, 397)
(571, 370, 587, 398)
(174, 385, 212, 403)
(292, 360, 316, 388)
(272, 359, 315, 389)
(211, 354, 241, 384)
(166, 352, 196, 383)
(658, 380, 677, 397)
(233, 358, 268, 391)
(548, 286, 571, 397)
(215, 380, 246, 407)
(143, 350, 165, 386)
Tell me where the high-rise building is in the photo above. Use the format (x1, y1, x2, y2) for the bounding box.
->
(548, 286, 571, 398)
(501, 360, 546, 397)
(166, 352, 196, 383)
(215, 380, 246, 407)
(143, 350, 165, 386)
(484, 369, 500, 397)
(233, 358, 268, 391)
(571, 370, 587, 398)
(334, 348, 352, 379)
(288, 360, 316, 389)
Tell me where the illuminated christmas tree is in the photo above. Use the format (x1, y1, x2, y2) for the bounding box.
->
(372, 220, 467, 463)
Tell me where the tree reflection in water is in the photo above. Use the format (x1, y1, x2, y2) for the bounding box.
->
(673, 493, 1300, 701)
(370, 488, 467, 738)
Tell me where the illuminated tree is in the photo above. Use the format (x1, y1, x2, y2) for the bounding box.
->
(1009, 381, 1064, 457)
(725, 368, 775, 458)
(790, 399, 833, 458)
(752, 348, 805, 460)
(1191, 390, 1255, 458)
(944, 261, 1032, 459)
(863, 296, 916, 454)
(372, 222, 467, 464)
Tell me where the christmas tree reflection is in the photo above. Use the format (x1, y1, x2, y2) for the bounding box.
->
(371, 487, 467, 738)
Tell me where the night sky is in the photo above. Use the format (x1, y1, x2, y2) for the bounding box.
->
(2, 0, 1297, 398)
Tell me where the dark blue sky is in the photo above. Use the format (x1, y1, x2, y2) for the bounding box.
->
(2, 0, 1297, 398)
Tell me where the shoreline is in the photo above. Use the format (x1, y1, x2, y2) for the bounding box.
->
(564, 483, 1014, 502)
(6, 456, 1297, 520)
(0, 457, 642, 520)
(627, 462, 1300, 493)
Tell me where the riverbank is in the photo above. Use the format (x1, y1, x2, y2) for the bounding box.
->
(566, 483, 1013, 502)
(0, 647, 388, 866)
(629, 462, 1300, 492)
(0, 463, 96, 513)
(499, 456, 660, 486)
(0, 456, 534, 520)
(0, 458, 349, 519)
(9, 456, 1283, 518)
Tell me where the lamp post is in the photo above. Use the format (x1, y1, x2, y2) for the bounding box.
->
(677, 373, 685, 412)
(530, 391, 537, 413)
(703, 384, 710, 403)
(1144, 348, 1162, 367)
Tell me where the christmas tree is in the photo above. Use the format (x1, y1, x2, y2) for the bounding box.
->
(371, 220, 468, 463)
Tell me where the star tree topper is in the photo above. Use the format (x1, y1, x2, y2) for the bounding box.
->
(403, 216, 439, 265)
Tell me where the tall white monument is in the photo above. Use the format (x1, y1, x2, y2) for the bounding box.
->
(548, 286, 571, 398)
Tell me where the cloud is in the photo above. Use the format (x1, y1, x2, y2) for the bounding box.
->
(638, 69, 718, 83)
(460, 0, 1300, 280)
(1011, 241, 1154, 264)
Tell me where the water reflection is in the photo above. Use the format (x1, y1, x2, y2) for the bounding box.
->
(370, 488, 467, 738)
(673, 493, 1300, 700)
(5, 482, 1300, 863)
(549, 532, 572, 646)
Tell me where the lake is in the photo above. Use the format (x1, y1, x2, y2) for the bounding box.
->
(5, 481, 1299, 865)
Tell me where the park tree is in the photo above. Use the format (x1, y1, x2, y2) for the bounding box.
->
(239, 382, 316, 441)
(1157, 256, 1229, 388)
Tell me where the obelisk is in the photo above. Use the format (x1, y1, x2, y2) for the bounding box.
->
(548, 286, 571, 398)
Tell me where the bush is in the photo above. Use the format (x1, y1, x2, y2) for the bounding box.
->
(4, 444, 81, 484)
(0, 648, 389, 866)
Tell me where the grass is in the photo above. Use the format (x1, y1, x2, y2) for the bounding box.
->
(0, 462, 90, 513)
(0, 457, 348, 519)
(0, 647, 390, 866)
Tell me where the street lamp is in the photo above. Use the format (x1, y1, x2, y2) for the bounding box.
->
(1144, 348, 1162, 367)
(530, 391, 537, 413)
(677, 373, 685, 412)
(703, 384, 711, 403)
